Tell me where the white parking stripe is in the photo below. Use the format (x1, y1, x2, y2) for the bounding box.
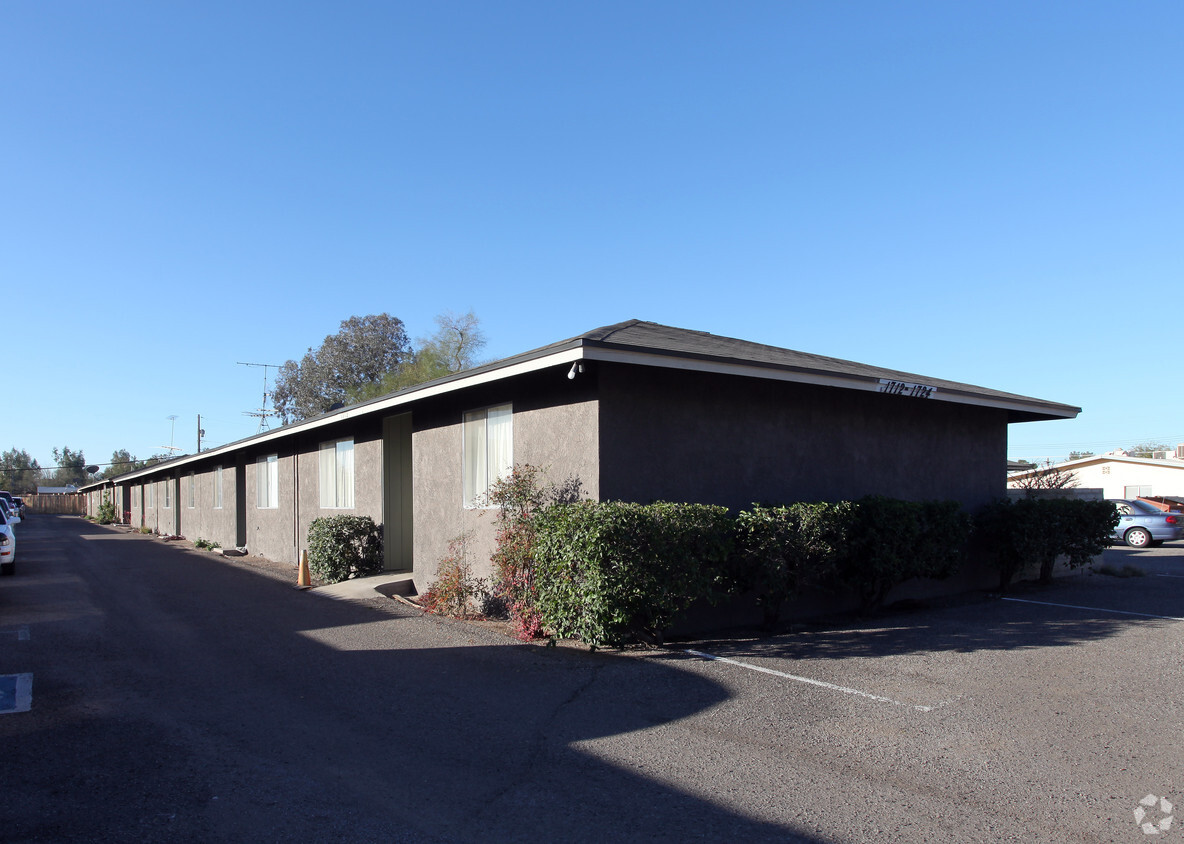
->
(685, 649, 932, 712)
(1001, 597, 1184, 622)
(0, 673, 32, 714)
(1156, 574, 1184, 579)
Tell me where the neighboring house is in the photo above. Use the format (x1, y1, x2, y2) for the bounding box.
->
(37, 486, 78, 494)
(81, 319, 1078, 589)
(1007, 453, 1184, 500)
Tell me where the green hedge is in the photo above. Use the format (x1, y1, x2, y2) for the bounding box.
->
(306, 515, 383, 584)
(839, 497, 971, 611)
(733, 501, 853, 627)
(502, 482, 1115, 644)
(976, 497, 1117, 589)
(531, 501, 733, 647)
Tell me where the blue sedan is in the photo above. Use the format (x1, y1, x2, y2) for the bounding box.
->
(1107, 499, 1184, 548)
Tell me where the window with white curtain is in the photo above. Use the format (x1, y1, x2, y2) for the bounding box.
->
(319, 439, 355, 509)
(214, 466, 223, 509)
(256, 454, 278, 509)
(186, 473, 195, 509)
(147, 484, 154, 508)
(163, 479, 172, 509)
(463, 403, 512, 508)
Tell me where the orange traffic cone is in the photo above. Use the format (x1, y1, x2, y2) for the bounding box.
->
(298, 549, 311, 588)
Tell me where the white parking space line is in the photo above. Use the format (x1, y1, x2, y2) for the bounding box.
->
(1156, 574, 1184, 579)
(0, 673, 33, 714)
(1002, 597, 1184, 622)
(685, 649, 933, 712)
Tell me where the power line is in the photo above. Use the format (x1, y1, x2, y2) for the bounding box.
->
(1010, 433, 1184, 450)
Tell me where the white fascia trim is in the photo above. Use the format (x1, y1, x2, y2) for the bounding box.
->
(111, 343, 1074, 485)
(113, 347, 588, 482)
(583, 347, 1079, 420)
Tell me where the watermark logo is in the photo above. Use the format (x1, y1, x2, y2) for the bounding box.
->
(1134, 794, 1173, 835)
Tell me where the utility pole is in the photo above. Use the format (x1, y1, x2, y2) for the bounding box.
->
(197, 415, 205, 452)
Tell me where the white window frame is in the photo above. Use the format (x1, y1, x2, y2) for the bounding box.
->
(256, 454, 279, 509)
(186, 473, 195, 509)
(147, 484, 154, 508)
(214, 465, 223, 509)
(318, 438, 355, 509)
(463, 403, 513, 508)
(163, 479, 172, 510)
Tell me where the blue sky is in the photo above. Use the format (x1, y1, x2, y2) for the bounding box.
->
(3, 1, 1181, 472)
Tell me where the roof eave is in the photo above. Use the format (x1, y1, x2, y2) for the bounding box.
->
(109, 330, 1078, 483)
(582, 346, 1081, 421)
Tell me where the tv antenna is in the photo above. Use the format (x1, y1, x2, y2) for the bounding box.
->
(238, 361, 282, 433)
(160, 415, 181, 454)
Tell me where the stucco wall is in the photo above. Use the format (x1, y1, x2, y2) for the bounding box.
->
(141, 481, 155, 532)
(141, 476, 180, 535)
(244, 450, 297, 564)
(411, 368, 599, 587)
(128, 483, 142, 528)
(598, 363, 1007, 512)
(175, 464, 239, 549)
(293, 430, 384, 562)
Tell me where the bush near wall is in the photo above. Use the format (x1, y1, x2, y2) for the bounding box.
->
(531, 501, 733, 647)
(838, 497, 972, 612)
(733, 501, 853, 628)
(975, 498, 1117, 590)
(96, 493, 116, 525)
(306, 515, 383, 584)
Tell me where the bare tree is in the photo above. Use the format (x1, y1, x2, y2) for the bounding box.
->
(427, 310, 487, 373)
(1012, 460, 1079, 492)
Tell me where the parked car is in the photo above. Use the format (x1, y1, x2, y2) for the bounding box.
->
(12, 496, 26, 518)
(0, 506, 15, 575)
(0, 497, 17, 526)
(1108, 499, 1184, 548)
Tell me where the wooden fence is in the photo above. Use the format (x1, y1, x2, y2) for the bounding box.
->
(24, 493, 87, 515)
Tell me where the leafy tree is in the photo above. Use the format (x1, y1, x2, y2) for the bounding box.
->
(49, 446, 88, 488)
(351, 310, 488, 402)
(99, 449, 167, 480)
(0, 449, 42, 494)
(273, 314, 412, 423)
(1128, 442, 1171, 458)
(100, 449, 136, 480)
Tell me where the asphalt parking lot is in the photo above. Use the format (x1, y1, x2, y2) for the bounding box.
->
(3, 518, 1181, 843)
(613, 543, 1184, 841)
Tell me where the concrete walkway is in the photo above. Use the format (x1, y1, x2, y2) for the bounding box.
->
(309, 572, 416, 601)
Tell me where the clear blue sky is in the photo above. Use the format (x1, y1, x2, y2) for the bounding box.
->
(4, 1, 1181, 472)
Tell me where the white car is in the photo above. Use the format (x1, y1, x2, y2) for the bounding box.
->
(0, 495, 19, 525)
(0, 506, 15, 575)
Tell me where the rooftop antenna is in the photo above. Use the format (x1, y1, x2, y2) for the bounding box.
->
(160, 415, 181, 454)
(238, 361, 282, 433)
